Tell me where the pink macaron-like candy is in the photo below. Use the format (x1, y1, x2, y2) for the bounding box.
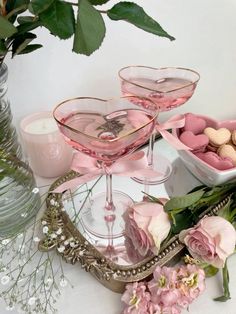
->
(179, 131, 209, 152)
(184, 113, 207, 135)
(196, 151, 234, 170)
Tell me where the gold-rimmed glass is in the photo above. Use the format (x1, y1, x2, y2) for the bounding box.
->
(118, 66, 200, 185)
(53, 96, 158, 259)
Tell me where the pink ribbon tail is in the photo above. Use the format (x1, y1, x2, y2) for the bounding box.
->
(52, 150, 161, 193)
(156, 114, 191, 150)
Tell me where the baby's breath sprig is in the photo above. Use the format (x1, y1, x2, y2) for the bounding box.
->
(0, 185, 75, 314)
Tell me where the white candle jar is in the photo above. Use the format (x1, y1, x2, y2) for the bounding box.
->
(20, 111, 73, 178)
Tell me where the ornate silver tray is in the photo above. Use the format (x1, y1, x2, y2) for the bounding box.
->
(39, 140, 232, 292)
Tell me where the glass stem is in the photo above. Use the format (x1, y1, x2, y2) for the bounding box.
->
(143, 132, 155, 200)
(147, 132, 155, 167)
(104, 165, 115, 255)
(105, 172, 115, 211)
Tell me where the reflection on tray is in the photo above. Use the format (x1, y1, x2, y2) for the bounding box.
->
(60, 157, 201, 267)
(62, 188, 155, 266)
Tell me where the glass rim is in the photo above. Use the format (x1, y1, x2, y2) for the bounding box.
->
(118, 65, 200, 94)
(53, 96, 158, 143)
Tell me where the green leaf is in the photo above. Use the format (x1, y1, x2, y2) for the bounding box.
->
(164, 189, 205, 212)
(0, 16, 17, 39)
(17, 16, 36, 24)
(6, 0, 29, 23)
(171, 211, 193, 234)
(89, 0, 111, 4)
(0, 40, 7, 54)
(214, 295, 231, 302)
(203, 265, 219, 277)
(12, 33, 36, 56)
(73, 0, 106, 56)
(31, 0, 55, 14)
(214, 260, 231, 302)
(107, 2, 175, 41)
(6, 0, 29, 12)
(218, 197, 232, 221)
(16, 20, 41, 35)
(18, 44, 43, 54)
(142, 192, 163, 204)
(39, 0, 75, 39)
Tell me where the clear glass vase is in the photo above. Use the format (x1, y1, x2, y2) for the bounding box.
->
(0, 63, 22, 158)
(0, 149, 41, 237)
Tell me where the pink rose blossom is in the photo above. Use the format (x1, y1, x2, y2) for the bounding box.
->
(123, 202, 171, 258)
(179, 216, 236, 268)
(124, 237, 146, 264)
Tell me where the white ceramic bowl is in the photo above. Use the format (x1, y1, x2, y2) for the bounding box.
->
(172, 114, 236, 186)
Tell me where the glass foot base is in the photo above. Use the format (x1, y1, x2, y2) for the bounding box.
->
(81, 190, 133, 239)
(132, 154, 172, 185)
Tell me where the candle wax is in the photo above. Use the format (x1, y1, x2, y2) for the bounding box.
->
(25, 118, 58, 135)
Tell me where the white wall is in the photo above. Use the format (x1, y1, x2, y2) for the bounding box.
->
(5, 0, 236, 126)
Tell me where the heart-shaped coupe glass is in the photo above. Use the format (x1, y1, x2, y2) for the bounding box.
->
(53, 96, 158, 259)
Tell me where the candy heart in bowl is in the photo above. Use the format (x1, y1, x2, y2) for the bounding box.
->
(172, 113, 236, 186)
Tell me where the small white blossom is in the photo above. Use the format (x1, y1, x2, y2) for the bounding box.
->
(1, 275, 10, 285)
(60, 235, 66, 241)
(50, 199, 56, 206)
(50, 199, 59, 206)
(60, 278, 68, 287)
(2, 239, 10, 245)
(56, 228, 62, 235)
(42, 220, 47, 225)
(70, 242, 76, 248)
(33, 237, 41, 243)
(43, 226, 49, 234)
(5, 305, 14, 311)
(28, 297, 36, 306)
(32, 187, 39, 194)
(46, 277, 53, 284)
(57, 246, 65, 253)
(50, 233, 57, 239)
(61, 207, 66, 212)
(64, 240, 69, 246)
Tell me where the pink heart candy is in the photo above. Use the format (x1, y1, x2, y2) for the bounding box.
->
(179, 131, 209, 152)
(184, 113, 207, 134)
(196, 152, 234, 170)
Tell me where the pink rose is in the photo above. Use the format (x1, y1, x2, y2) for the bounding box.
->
(123, 201, 171, 258)
(179, 216, 236, 268)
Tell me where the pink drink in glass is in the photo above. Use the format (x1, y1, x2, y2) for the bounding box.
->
(59, 109, 155, 162)
(121, 77, 197, 112)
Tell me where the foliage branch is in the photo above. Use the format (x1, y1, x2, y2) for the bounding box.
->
(0, 0, 175, 63)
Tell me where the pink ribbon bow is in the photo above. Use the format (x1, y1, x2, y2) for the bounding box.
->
(156, 114, 191, 150)
(53, 150, 159, 193)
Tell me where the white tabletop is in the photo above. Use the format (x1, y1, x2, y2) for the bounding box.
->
(1, 140, 236, 314)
